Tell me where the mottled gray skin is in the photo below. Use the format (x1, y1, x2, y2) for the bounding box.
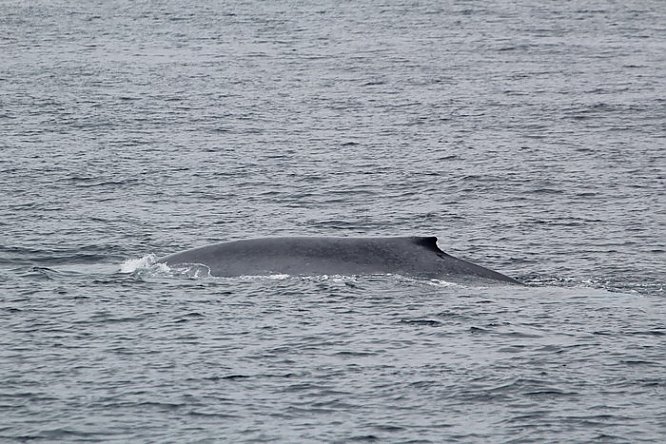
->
(159, 236, 521, 285)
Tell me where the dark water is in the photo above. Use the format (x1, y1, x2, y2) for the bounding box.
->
(1, 0, 665, 442)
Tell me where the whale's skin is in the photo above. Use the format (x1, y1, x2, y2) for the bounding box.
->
(158, 236, 521, 285)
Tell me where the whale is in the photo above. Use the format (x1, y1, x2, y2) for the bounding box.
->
(158, 236, 521, 285)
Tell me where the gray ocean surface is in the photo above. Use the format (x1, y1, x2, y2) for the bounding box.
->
(1, 0, 665, 442)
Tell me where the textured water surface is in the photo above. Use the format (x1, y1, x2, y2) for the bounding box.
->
(1, 0, 665, 442)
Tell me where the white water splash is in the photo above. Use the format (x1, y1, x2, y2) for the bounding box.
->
(170, 263, 212, 278)
(427, 278, 459, 288)
(119, 254, 157, 273)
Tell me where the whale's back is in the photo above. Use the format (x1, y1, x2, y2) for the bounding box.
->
(158, 236, 520, 284)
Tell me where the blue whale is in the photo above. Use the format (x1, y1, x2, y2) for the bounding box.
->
(158, 236, 521, 285)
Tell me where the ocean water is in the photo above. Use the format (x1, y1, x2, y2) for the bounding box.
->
(1, 0, 665, 442)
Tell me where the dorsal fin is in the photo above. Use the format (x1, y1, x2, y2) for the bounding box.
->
(412, 236, 445, 254)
